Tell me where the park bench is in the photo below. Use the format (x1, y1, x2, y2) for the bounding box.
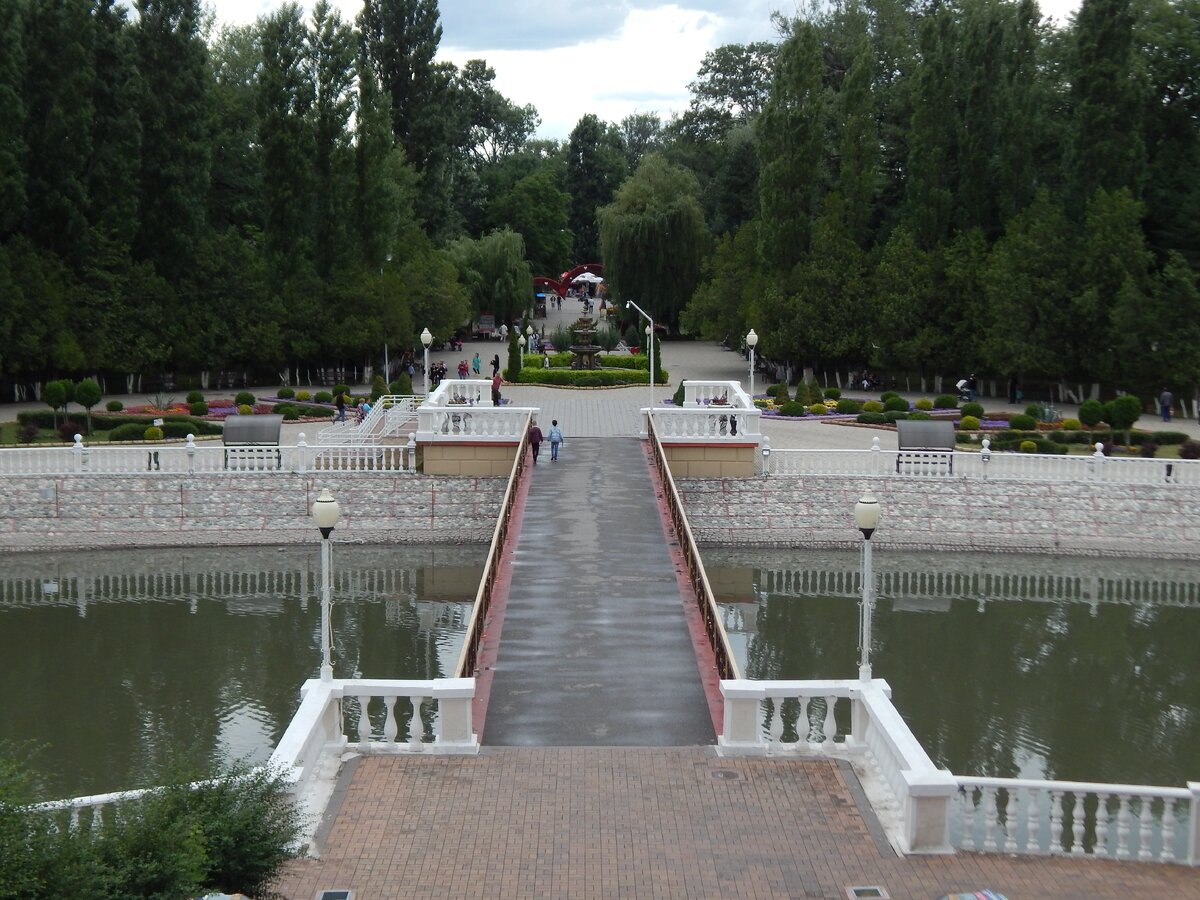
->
(895, 419, 956, 475)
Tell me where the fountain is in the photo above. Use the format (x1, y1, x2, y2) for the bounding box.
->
(568, 316, 603, 370)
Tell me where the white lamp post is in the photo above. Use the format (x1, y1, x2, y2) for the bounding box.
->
(518, 334, 526, 370)
(420, 328, 433, 396)
(746, 329, 758, 399)
(312, 488, 341, 682)
(854, 492, 882, 681)
(626, 300, 654, 413)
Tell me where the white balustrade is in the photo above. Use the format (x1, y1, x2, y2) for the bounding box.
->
(652, 407, 762, 441)
(952, 776, 1198, 864)
(681, 381, 755, 409)
(316, 395, 419, 446)
(414, 381, 535, 443)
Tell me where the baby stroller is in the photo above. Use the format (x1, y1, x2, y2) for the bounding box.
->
(955, 378, 971, 402)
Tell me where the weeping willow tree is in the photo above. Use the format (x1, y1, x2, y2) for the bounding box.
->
(597, 154, 709, 331)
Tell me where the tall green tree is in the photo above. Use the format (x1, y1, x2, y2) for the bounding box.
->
(89, 0, 142, 248)
(565, 113, 627, 262)
(489, 169, 571, 277)
(597, 154, 708, 331)
(447, 228, 532, 329)
(0, 0, 27, 239)
(208, 24, 263, 232)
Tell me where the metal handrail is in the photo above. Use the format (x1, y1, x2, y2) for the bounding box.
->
(647, 415, 740, 680)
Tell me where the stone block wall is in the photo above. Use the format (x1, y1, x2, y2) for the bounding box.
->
(675, 474, 1200, 559)
(0, 473, 508, 551)
(663, 444, 758, 478)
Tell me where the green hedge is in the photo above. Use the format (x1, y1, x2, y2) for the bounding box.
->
(17, 411, 222, 435)
(856, 412, 886, 424)
(990, 436, 1069, 454)
(511, 368, 664, 386)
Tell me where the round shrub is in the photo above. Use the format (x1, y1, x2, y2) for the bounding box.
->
(332, 383, 349, 398)
(862, 400, 883, 413)
(909, 411, 932, 420)
(808, 403, 828, 416)
(1151, 431, 1187, 445)
(959, 415, 981, 430)
(282, 407, 301, 421)
(144, 425, 164, 441)
(1019, 440, 1038, 453)
(237, 404, 253, 415)
(308, 407, 335, 418)
(933, 394, 958, 409)
(1060, 417, 1081, 430)
(295, 390, 311, 401)
(778, 400, 807, 417)
(836, 398, 860, 414)
(186, 390, 204, 404)
(769, 383, 791, 403)
(272, 403, 295, 415)
(883, 397, 909, 412)
(1078, 399, 1104, 428)
(58, 422, 82, 441)
(823, 387, 841, 400)
(188, 401, 208, 416)
(1010, 413, 1037, 430)
(235, 391, 255, 406)
(857, 412, 886, 424)
(914, 398, 934, 411)
(1140, 441, 1159, 458)
(884, 410, 910, 422)
(106, 399, 124, 412)
(277, 386, 295, 399)
(880, 390, 899, 403)
(1048, 430, 1070, 444)
(109, 423, 147, 441)
(389, 375, 414, 395)
(1178, 440, 1200, 460)
(960, 401, 984, 419)
(315, 390, 333, 403)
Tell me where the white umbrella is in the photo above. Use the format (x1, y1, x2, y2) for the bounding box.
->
(572, 272, 604, 283)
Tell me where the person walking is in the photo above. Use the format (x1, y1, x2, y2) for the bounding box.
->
(548, 419, 563, 461)
(472, 352, 481, 376)
(491, 354, 501, 377)
(1159, 387, 1173, 422)
(528, 419, 543, 464)
(458, 359, 469, 380)
(491, 371, 502, 406)
(335, 391, 346, 422)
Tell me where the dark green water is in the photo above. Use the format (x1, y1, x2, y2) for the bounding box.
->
(709, 548, 1200, 789)
(0, 544, 484, 801)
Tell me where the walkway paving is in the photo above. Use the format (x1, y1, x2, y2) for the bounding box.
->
(483, 438, 715, 747)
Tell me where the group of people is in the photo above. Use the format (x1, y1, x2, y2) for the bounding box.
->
(527, 419, 564, 463)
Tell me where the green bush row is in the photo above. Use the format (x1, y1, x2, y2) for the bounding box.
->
(513, 368, 665, 386)
(17, 411, 223, 435)
(989, 436, 1069, 454)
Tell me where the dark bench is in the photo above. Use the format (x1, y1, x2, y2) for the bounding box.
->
(895, 420, 956, 475)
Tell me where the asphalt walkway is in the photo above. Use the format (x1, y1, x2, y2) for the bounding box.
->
(482, 437, 716, 747)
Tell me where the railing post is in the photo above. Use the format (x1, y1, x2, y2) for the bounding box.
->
(1188, 781, 1199, 865)
(407, 434, 417, 474)
(296, 433, 307, 474)
(185, 434, 196, 474)
(1091, 442, 1105, 481)
(72, 434, 86, 473)
(871, 436, 882, 474)
(717, 681, 767, 755)
(981, 437, 990, 479)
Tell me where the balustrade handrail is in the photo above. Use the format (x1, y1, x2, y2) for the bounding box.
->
(455, 410, 532, 677)
(648, 415, 739, 680)
(955, 774, 1191, 801)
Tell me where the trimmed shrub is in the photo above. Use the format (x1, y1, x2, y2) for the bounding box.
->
(314, 390, 333, 403)
(144, 425, 164, 440)
(856, 412, 887, 425)
(1104, 395, 1143, 435)
(295, 390, 311, 401)
(1151, 430, 1188, 445)
(914, 398, 934, 411)
(188, 401, 208, 417)
(1078, 399, 1104, 428)
(909, 411, 932, 420)
(960, 401, 984, 418)
(235, 391, 256, 406)
(861, 400, 883, 413)
(390, 374, 413, 395)
(106, 399, 124, 412)
(1178, 440, 1200, 459)
(277, 386, 295, 399)
(1019, 440, 1038, 453)
(1140, 441, 1159, 458)
(1048, 431, 1070, 444)
(110, 422, 150, 441)
(779, 400, 808, 417)
(1060, 417, 1082, 430)
(1025, 403, 1042, 418)
(1010, 413, 1037, 430)
(808, 403, 828, 415)
(884, 410, 910, 422)
(186, 390, 205, 404)
(237, 404, 253, 415)
(272, 403, 295, 415)
(836, 398, 860, 414)
(880, 390, 899, 402)
(959, 415, 981, 430)
(281, 407, 301, 421)
(768, 383, 791, 403)
(823, 387, 841, 400)
(672, 383, 685, 406)
(883, 397, 909, 412)
(18, 423, 38, 443)
(332, 383, 349, 398)
(933, 394, 958, 409)
(370, 375, 387, 402)
(58, 422, 83, 441)
(512, 368, 659, 387)
(307, 407, 335, 418)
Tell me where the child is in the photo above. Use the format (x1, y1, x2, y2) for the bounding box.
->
(548, 419, 564, 461)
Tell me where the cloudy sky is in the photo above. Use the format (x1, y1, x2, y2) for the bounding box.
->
(208, 0, 1082, 140)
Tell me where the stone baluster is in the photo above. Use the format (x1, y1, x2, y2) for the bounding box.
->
(383, 696, 399, 744)
(1159, 797, 1176, 862)
(798, 696, 812, 746)
(407, 435, 417, 474)
(1094, 793, 1111, 857)
(960, 789, 977, 851)
(821, 695, 837, 747)
(1138, 798, 1153, 860)
(409, 696, 426, 750)
(356, 695, 372, 743)
(982, 787, 999, 851)
(1003, 790, 1019, 853)
(768, 698, 783, 752)
(1071, 793, 1086, 854)
(70, 805, 82, 832)
(1025, 787, 1040, 854)
(92, 802, 105, 834)
(1049, 790, 1065, 853)
(1115, 794, 1132, 858)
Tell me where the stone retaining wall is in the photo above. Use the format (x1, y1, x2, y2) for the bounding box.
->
(676, 475, 1200, 559)
(0, 473, 508, 551)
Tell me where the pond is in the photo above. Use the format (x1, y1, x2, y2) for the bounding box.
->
(708, 548, 1200, 789)
(0, 544, 486, 801)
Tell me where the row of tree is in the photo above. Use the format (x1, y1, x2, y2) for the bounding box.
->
(0, 0, 1197, 398)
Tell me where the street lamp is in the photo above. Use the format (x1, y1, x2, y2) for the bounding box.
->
(626, 300, 654, 414)
(854, 492, 882, 681)
(518, 334, 526, 370)
(746, 329, 758, 399)
(420, 328, 433, 396)
(312, 488, 341, 682)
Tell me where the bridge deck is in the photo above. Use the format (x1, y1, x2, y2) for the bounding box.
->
(275, 748, 1197, 898)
